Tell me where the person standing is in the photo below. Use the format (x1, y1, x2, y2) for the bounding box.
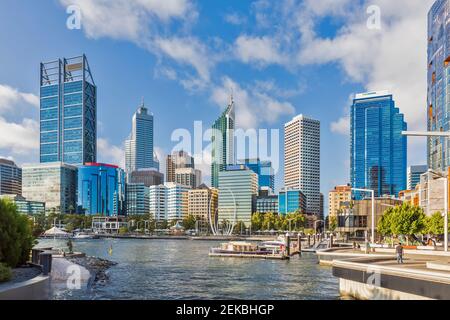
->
(395, 242, 404, 264)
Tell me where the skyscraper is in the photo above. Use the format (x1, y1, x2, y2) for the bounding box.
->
(238, 158, 275, 193)
(351, 91, 407, 199)
(125, 101, 156, 173)
(284, 115, 321, 216)
(218, 165, 258, 227)
(166, 150, 194, 183)
(407, 165, 428, 190)
(175, 167, 202, 189)
(40, 55, 96, 165)
(428, 0, 450, 172)
(211, 94, 235, 188)
(77, 163, 126, 216)
(0, 158, 22, 196)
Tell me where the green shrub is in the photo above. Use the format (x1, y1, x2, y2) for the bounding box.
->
(0, 199, 35, 267)
(0, 263, 12, 283)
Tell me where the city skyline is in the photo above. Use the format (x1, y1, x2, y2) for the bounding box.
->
(0, 0, 436, 216)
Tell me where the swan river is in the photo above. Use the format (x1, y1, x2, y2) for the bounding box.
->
(38, 238, 339, 300)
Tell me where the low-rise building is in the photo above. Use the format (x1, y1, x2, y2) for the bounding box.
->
(0, 194, 45, 215)
(256, 195, 278, 214)
(336, 197, 403, 240)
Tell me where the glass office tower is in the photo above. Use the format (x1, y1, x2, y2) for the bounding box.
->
(125, 102, 155, 173)
(428, 0, 450, 172)
(211, 94, 235, 188)
(77, 163, 126, 216)
(239, 158, 275, 193)
(40, 55, 96, 165)
(350, 91, 407, 199)
(278, 188, 306, 215)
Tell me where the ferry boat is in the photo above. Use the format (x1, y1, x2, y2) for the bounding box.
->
(209, 241, 288, 260)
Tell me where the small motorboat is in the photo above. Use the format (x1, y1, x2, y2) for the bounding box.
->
(73, 232, 99, 239)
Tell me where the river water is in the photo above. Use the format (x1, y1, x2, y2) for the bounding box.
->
(38, 238, 339, 300)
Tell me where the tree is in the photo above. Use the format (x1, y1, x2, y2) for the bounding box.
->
(0, 199, 35, 267)
(182, 215, 196, 230)
(377, 209, 393, 237)
(233, 221, 247, 234)
(328, 216, 337, 232)
(426, 212, 448, 236)
(251, 212, 264, 231)
(379, 203, 426, 244)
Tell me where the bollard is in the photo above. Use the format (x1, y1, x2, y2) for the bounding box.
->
(313, 234, 316, 246)
(286, 236, 291, 256)
(307, 234, 311, 248)
(39, 252, 52, 276)
(298, 234, 302, 256)
(330, 234, 334, 248)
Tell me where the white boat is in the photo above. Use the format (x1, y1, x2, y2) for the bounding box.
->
(73, 232, 99, 239)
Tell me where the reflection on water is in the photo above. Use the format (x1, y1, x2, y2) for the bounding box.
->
(38, 238, 339, 300)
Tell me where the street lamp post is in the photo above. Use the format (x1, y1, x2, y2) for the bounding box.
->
(352, 188, 375, 245)
(402, 131, 450, 252)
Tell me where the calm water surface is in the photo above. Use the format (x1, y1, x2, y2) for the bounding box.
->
(38, 238, 339, 300)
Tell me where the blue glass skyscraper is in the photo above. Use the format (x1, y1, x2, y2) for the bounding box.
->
(40, 55, 96, 165)
(77, 163, 126, 216)
(125, 102, 156, 173)
(350, 91, 407, 199)
(428, 0, 450, 172)
(239, 158, 275, 193)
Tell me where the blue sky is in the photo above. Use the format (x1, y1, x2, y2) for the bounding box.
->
(0, 0, 434, 213)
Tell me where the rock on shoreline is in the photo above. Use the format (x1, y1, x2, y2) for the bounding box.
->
(66, 256, 117, 285)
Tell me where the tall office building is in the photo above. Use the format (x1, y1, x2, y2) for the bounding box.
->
(125, 102, 157, 173)
(40, 55, 96, 165)
(22, 162, 77, 214)
(238, 158, 275, 193)
(166, 150, 194, 183)
(165, 182, 190, 222)
(407, 165, 428, 190)
(218, 165, 258, 227)
(149, 185, 167, 221)
(0, 158, 22, 196)
(175, 167, 202, 189)
(284, 115, 320, 216)
(211, 94, 235, 188)
(187, 184, 218, 222)
(278, 188, 307, 216)
(129, 168, 164, 187)
(350, 91, 407, 199)
(428, 0, 450, 172)
(77, 163, 126, 216)
(126, 183, 150, 216)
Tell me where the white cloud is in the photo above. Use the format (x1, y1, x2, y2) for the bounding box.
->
(0, 117, 39, 154)
(211, 77, 295, 129)
(97, 138, 125, 168)
(0, 84, 40, 159)
(0, 84, 39, 114)
(154, 37, 213, 87)
(60, 0, 195, 40)
(224, 12, 246, 26)
(330, 116, 350, 135)
(235, 35, 285, 66)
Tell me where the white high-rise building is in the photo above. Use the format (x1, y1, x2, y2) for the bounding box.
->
(149, 185, 167, 221)
(284, 115, 320, 216)
(166, 182, 190, 222)
(125, 101, 158, 173)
